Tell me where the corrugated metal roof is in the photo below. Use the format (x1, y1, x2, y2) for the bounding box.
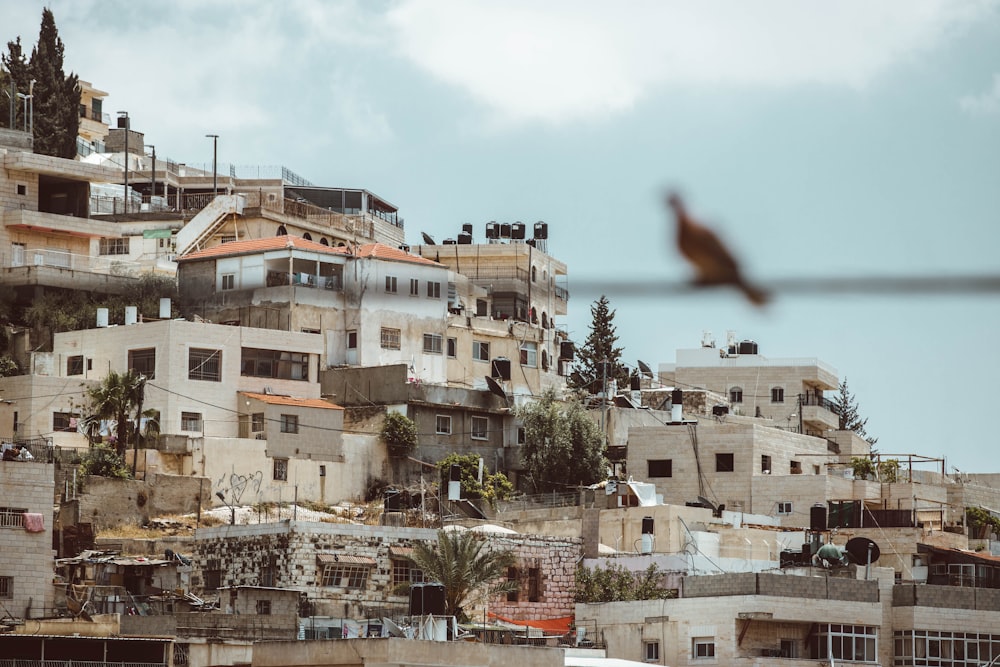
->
(316, 553, 376, 566)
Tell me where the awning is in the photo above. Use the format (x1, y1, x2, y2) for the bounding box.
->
(487, 612, 573, 634)
(316, 554, 376, 566)
(389, 546, 414, 558)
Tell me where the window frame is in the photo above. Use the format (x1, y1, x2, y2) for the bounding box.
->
(181, 412, 203, 432)
(67, 355, 84, 376)
(777, 501, 793, 515)
(771, 387, 785, 403)
(471, 415, 489, 440)
(380, 327, 401, 350)
(385, 276, 398, 294)
(99, 237, 130, 256)
(426, 281, 441, 298)
(319, 563, 370, 589)
(241, 347, 309, 381)
(644, 640, 660, 663)
(0, 507, 27, 529)
(423, 333, 443, 354)
(519, 341, 538, 367)
(0, 576, 11, 599)
(255, 599, 272, 615)
(128, 347, 156, 380)
(435, 415, 452, 435)
(409, 278, 419, 296)
(347, 330, 357, 349)
(273, 458, 288, 481)
(729, 386, 743, 403)
(693, 638, 716, 659)
(280, 414, 299, 434)
(473, 340, 490, 362)
(221, 273, 235, 290)
(53, 411, 79, 433)
(188, 348, 222, 382)
(447, 337, 457, 358)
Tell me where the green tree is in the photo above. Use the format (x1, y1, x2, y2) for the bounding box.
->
(407, 529, 516, 621)
(574, 562, 675, 603)
(81, 369, 149, 460)
(832, 377, 878, 450)
(79, 442, 131, 479)
(23, 291, 92, 350)
(515, 389, 606, 493)
(1, 37, 30, 130)
(437, 453, 515, 507)
(568, 295, 630, 395)
(27, 8, 80, 157)
(381, 410, 417, 458)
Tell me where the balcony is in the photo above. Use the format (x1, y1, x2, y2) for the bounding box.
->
(799, 393, 840, 432)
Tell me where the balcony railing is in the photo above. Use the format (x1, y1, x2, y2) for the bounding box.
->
(0, 247, 146, 277)
(798, 393, 840, 415)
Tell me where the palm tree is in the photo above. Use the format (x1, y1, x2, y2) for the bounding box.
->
(408, 529, 517, 621)
(80, 370, 148, 461)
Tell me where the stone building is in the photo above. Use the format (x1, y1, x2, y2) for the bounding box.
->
(0, 453, 55, 620)
(190, 522, 581, 630)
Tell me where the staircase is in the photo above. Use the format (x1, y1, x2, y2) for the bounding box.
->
(174, 194, 246, 257)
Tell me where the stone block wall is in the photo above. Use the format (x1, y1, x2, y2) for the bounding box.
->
(76, 473, 210, 529)
(0, 460, 56, 618)
(892, 583, 1000, 611)
(683, 572, 878, 603)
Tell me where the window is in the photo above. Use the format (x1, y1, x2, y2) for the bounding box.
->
(644, 640, 660, 663)
(520, 342, 537, 367)
(410, 278, 419, 296)
(436, 415, 452, 435)
(251, 413, 265, 433)
(385, 276, 397, 293)
(426, 281, 441, 298)
(273, 458, 288, 481)
(693, 638, 716, 659)
(473, 340, 489, 362)
(447, 337, 457, 357)
(188, 348, 222, 381)
(476, 299, 488, 316)
(221, 273, 235, 290)
(506, 567, 519, 602)
(392, 559, 424, 587)
(761, 455, 771, 473)
(53, 412, 78, 432)
(0, 576, 11, 599)
(256, 599, 272, 615)
(380, 327, 401, 350)
(648, 459, 672, 478)
(527, 567, 541, 602)
(67, 355, 84, 376)
(716, 453, 734, 472)
(790, 460, 802, 474)
(181, 412, 202, 432)
(729, 386, 743, 403)
(347, 330, 357, 349)
(241, 348, 309, 381)
(99, 238, 130, 255)
(203, 567, 222, 591)
(777, 501, 792, 515)
(423, 333, 443, 354)
(280, 414, 299, 434)
(16, 184, 26, 196)
(319, 562, 371, 589)
(517, 427, 526, 444)
(471, 416, 488, 440)
(814, 624, 877, 663)
(0, 508, 27, 528)
(128, 347, 156, 379)
(771, 387, 784, 403)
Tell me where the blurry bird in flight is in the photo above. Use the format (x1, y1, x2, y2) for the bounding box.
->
(666, 193, 770, 307)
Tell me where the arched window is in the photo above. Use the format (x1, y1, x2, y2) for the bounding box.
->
(320, 238, 329, 246)
(541, 312, 548, 329)
(531, 266, 537, 282)
(276, 225, 288, 236)
(729, 387, 743, 404)
(303, 232, 312, 241)
(541, 350, 549, 371)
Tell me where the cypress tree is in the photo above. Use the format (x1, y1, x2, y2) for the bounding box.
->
(569, 295, 630, 395)
(28, 8, 80, 157)
(1, 37, 30, 130)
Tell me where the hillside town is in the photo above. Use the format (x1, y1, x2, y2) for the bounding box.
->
(3, 15, 1000, 667)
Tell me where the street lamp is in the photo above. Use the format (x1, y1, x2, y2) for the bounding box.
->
(205, 134, 219, 197)
(118, 111, 130, 214)
(145, 144, 156, 207)
(215, 490, 235, 525)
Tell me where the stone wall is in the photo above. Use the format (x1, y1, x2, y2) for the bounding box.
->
(892, 583, 1000, 611)
(76, 473, 210, 529)
(0, 460, 56, 618)
(683, 572, 878, 603)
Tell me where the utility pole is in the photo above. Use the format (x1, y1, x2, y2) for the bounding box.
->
(118, 111, 129, 214)
(206, 134, 219, 197)
(145, 144, 156, 206)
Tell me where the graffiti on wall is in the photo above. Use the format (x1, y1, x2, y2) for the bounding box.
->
(216, 468, 263, 505)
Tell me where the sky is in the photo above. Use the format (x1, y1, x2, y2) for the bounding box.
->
(3, 0, 999, 473)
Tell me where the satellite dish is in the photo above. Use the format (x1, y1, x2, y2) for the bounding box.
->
(421, 232, 436, 245)
(484, 376, 508, 405)
(637, 360, 653, 377)
(845, 537, 880, 564)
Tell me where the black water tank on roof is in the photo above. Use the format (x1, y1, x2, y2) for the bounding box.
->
(738, 340, 758, 355)
(534, 221, 548, 239)
(810, 505, 827, 531)
(409, 583, 446, 616)
(511, 222, 526, 239)
(500, 223, 512, 238)
(457, 232, 472, 244)
(485, 222, 499, 239)
(462, 223, 473, 235)
(443, 238, 456, 245)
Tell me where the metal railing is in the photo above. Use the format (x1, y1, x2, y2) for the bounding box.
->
(0, 662, 165, 667)
(0, 247, 147, 277)
(494, 491, 580, 513)
(798, 393, 841, 415)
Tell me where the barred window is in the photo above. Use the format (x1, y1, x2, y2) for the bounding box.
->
(99, 237, 130, 255)
(256, 600, 271, 615)
(391, 559, 425, 587)
(181, 412, 202, 432)
(381, 327, 401, 350)
(280, 414, 299, 434)
(0, 508, 26, 529)
(273, 458, 288, 481)
(189, 348, 222, 381)
(53, 411, 79, 432)
(128, 347, 156, 379)
(251, 413, 265, 433)
(319, 564, 370, 589)
(0, 576, 12, 599)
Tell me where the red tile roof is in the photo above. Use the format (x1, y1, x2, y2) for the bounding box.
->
(178, 236, 347, 262)
(241, 392, 343, 410)
(354, 243, 441, 266)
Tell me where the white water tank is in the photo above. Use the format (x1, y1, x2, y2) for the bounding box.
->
(124, 306, 138, 325)
(159, 298, 171, 319)
(96, 308, 109, 328)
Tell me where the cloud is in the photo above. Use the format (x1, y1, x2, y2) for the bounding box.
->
(960, 73, 1000, 115)
(385, 0, 998, 124)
